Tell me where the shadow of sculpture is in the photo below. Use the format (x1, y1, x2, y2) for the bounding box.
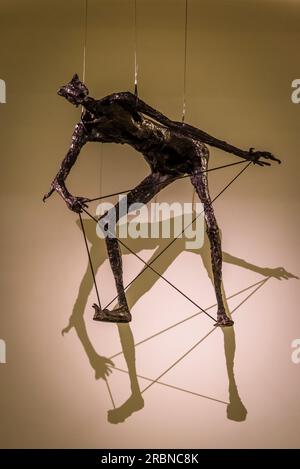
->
(61, 211, 297, 424)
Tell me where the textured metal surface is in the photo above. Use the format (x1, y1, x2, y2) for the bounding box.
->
(43, 74, 280, 326)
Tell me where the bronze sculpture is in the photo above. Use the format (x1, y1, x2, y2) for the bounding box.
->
(43, 74, 280, 327)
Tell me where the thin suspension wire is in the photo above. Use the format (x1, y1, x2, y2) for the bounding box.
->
(81, 0, 88, 118)
(82, 206, 217, 322)
(82, 0, 88, 83)
(79, 213, 102, 309)
(88, 160, 247, 202)
(181, 0, 196, 210)
(134, 0, 138, 96)
(104, 378, 116, 408)
(182, 0, 188, 123)
(99, 143, 104, 197)
(80, 0, 114, 409)
(103, 161, 252, 310)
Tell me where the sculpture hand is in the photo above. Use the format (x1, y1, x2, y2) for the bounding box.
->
(65, 195, 90, 213)
(90, 355, 115, 380)
(261, 267, 298, 280)
(247, 148, 281, 166)
(42, 185, 55, 203)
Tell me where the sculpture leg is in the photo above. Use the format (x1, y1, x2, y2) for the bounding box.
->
(93, 172, 176, 323)
(190, 159, 233, 327)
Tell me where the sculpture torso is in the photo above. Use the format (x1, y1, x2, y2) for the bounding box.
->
(83, 96, 208, 176)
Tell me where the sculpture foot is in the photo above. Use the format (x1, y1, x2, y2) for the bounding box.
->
(214, 313, 234, 327)
(107, 394, 144, 424)
(92, 304, 132, 323)
(227, 400, 248, 422)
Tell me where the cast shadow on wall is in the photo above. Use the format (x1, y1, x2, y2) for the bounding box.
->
(61, 215, 297, 425)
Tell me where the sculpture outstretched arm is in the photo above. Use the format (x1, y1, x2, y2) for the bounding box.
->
(116, 91, 281, 166)
(43, 122, 89, 212)
(222, 252, 298, 279)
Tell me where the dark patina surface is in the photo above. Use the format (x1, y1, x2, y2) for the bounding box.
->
(43, 74, 280, 326)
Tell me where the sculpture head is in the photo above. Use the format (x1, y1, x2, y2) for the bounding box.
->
(57, 74, 89, 107)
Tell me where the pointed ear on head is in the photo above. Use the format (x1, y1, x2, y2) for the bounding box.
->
(71, 73, 80, 83)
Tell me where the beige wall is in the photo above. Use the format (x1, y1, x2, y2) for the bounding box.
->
(0, 0, 299, 448)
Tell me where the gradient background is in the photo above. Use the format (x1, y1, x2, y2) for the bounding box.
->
(0, 0, 299, 449)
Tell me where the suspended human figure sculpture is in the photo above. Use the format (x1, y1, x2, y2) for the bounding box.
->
(43, 74, 281, 326)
